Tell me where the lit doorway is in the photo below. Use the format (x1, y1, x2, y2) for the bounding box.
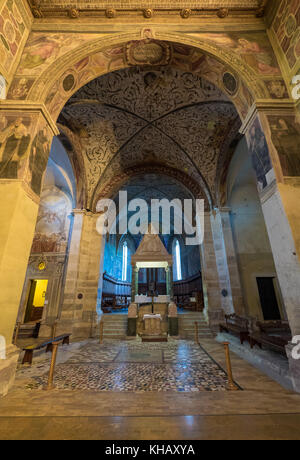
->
(24, 279, 49, 323)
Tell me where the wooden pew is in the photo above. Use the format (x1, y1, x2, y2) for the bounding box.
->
(22, 334, 71, 365)
(219, 314, 249, 344)
(249, 321, 291, 355)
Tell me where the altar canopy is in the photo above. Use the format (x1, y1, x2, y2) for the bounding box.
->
(131, 230, 173, 302)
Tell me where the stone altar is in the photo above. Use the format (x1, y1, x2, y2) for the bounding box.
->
(143, 314, 162, 336)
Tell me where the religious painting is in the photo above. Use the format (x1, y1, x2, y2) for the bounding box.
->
(0, 0, 27, 76)
(272, 0, 300, 72)
(17, 32, 100, 76)
(268, 115, 300, 177)
(247, 117, 273, 191)
(191, 31, 281, 76)
(0, 115, 31, 179)
(7, 77, 35, 100)
(265, 79, 289, 99)
(28, 123, 52, 195)
(31, 186, 72, 254)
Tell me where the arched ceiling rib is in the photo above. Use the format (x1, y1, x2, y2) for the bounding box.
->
(58, 66, 241, 208)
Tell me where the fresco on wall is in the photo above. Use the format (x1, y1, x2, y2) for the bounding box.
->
(0, 0, 27, 78)
(272, 0, 300, 72)
(31, 187, 72, 254)
(0, 115, 31, 179)
(8, 30, 286, 120)
(190, 31, 281, 75)
(29, 123, 52, 195)
(247, 117, 273, 191)
(17, 33, 103, 76)
(41, 42, 256, 122)
(0, 113, 53, 197)
(268, 115, 300, 177)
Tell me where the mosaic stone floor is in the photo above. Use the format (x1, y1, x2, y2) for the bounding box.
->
(16, 339, 241, 393)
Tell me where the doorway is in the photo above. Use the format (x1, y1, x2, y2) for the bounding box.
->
(24, 279, 49, 323)
(256, 277, 281, 321)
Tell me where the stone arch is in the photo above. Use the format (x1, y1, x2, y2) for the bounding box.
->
(93, 163, 210, 212)
(21, 31, 268, 122)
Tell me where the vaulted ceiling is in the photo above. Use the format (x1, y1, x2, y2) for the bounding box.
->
(58, 65, 241, 209)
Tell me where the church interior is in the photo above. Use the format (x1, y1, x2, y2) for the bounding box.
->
(0, 0, 300, 441)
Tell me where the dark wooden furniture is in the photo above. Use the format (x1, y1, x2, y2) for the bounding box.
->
(22, 334, 71, 365)
(249, 321, 291, 355)
(219, 314, 249, 344)
(101, 293, 130, 313)
(14, 321, 41, 340)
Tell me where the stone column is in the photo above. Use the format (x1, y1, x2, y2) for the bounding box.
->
(241, 105, 300, 392)
(200, 212, 224, 330)
(210, 210, 235, 315)
(169, 266, 174, 300)
(59, 209, 85, 333)
(220, 207, 245, 315)
(165, 267, 170, 296)
(59, 211, 106, 339)
(0, 102, 58, 395)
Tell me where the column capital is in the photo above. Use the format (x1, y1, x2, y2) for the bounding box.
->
(220, 207, 232, 214)
(240, 99, 297, 134)
(0, 100, 59, 136)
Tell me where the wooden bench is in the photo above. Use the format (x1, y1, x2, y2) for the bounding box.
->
(249, 321, 291, 355)
(219, 314, 249, 344)
(22, 334, 71, 365)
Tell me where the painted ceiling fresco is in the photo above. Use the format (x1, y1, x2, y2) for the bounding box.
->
(58, 66, 241, 208)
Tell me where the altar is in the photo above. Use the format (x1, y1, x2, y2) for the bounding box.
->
(127, 227, 178, 341)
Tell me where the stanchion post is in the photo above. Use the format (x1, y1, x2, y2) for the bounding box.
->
(223, 342, 239, 391)
(13, 321, 21, 345)
(44, 340, 62, 391)
(194, 321, 199, 345)
(51, 320, 58, 339)
(99, 319, 104, 344)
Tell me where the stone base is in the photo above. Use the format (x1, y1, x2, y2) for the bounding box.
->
(286, 343, 300, 393)
(142, 335, 168, 343)
(0, 345, 20, 397)
(168, 317, 178, 336)
(127, 318, 137, 336)
(208, 309, 224, 332)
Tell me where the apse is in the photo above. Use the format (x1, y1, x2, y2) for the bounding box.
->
(100, 173, 203, 311)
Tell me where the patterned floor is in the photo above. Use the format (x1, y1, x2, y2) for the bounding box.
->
(16, 339, 241, 393)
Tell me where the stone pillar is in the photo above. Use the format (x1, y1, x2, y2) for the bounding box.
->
(241, 105, 300, 392)
(165, 267, 170, 296)
(210, 210, 235, 315)
(59, 209, 85, 333)
(0, 102, 58, 395)
(220, 207, 245, 315)
(131, 266, 138, 301)
(59, 211, 105, 339)
(200, 212, 224, 331)
(169, 266, 174, 300)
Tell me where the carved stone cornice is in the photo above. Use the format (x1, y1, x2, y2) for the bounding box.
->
(0, 101, 59, 136)
(26, 1, 270, 20)
(239, 99, 298, 134)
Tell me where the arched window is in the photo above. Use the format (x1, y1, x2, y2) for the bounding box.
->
(122, 241, 128, 281)
(173, 239, 182, 281)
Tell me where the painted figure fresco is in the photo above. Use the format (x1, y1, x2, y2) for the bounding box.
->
(0, 0, 27, 76)
(0, 116, 31, 178)
(31, 187, 72, 254)
(17, 33, 101, 76)
(29, 126, 51, 195)
(268, 115, 300, 177)
(247, 118, 273, 190)
(193, 32, 281, 75)
(272, 0, 300, 71)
